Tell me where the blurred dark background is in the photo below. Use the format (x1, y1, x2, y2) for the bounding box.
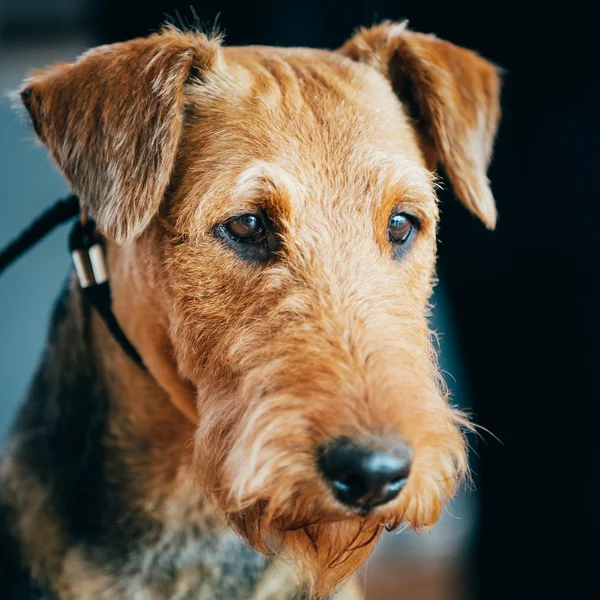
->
(1, 1, 597, 599)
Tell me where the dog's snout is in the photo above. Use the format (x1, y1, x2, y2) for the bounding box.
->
(318, 438, 412, 512)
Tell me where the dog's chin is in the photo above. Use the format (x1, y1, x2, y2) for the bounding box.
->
(227, 502, 386, 597)
(193, 393, 469, 595)
(220, 462, 464, 596)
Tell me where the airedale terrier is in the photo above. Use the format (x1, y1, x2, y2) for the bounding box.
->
(0, 21, 500, 599)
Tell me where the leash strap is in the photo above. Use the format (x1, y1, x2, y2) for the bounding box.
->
(0, 195, 79, 273)
(0, 195, 148, 372)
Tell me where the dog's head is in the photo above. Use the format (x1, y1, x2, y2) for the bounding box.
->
(20, 23, 500, 596)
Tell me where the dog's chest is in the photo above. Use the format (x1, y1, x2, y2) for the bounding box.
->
(118, 526, 297, 600)
(134, 528, 266, 599)
(62, 524, 298, 600)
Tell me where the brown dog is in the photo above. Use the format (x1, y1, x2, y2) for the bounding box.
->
(0, 21, 500, 599)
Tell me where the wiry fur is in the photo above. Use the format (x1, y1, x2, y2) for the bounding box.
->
(2, 22, 500, 599)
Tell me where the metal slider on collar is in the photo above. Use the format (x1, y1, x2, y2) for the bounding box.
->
(68, 217, 108, 289)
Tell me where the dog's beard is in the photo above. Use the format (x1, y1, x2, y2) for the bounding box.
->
(226, 454, 386, 596)
(193, 393, 382, 595)
(193, 387, 470, 597)
(230, 507, 383, 597)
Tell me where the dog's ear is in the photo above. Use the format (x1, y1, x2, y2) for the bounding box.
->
(340, 22, 501, 229)
(20, 29, 221, 242)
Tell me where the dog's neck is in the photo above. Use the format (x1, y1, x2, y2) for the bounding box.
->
(0, 280, 292, 599)
(104, 235, 201, 425)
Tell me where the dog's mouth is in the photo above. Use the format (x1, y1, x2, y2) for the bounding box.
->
(275, 514, 402, 533)
(266, 492, 406, 535)
(275, 515, 353, 532)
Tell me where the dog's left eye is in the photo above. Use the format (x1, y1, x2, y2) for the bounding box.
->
(388, 214, 414, 244)
(388, 213, 418, 260)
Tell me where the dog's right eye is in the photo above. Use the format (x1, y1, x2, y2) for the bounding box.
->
(223, 214, 265, 242)
(215, 213, 277, 262)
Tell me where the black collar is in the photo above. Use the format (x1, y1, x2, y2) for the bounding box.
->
(0, 195, 147, 372)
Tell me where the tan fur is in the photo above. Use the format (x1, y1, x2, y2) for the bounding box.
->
(18, 22, 500, 598)
(0, 452, 67, 588)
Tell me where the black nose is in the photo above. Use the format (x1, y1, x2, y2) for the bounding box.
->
(319, 438, 412, 512)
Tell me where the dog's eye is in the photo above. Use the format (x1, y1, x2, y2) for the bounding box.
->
(388, 213, 418, 260)
(388, 214, 414, 244)
(215, 213, 277, 262)
(223, 214, 265, 242)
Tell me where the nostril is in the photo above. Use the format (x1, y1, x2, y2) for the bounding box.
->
(319, 437, 412, 511)
(330, 472, 371, 504)
(332, 473, 363, 494)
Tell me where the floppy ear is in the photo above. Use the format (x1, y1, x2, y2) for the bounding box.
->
(340, 22, 501, 229)
(20, 29, 221, 243)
